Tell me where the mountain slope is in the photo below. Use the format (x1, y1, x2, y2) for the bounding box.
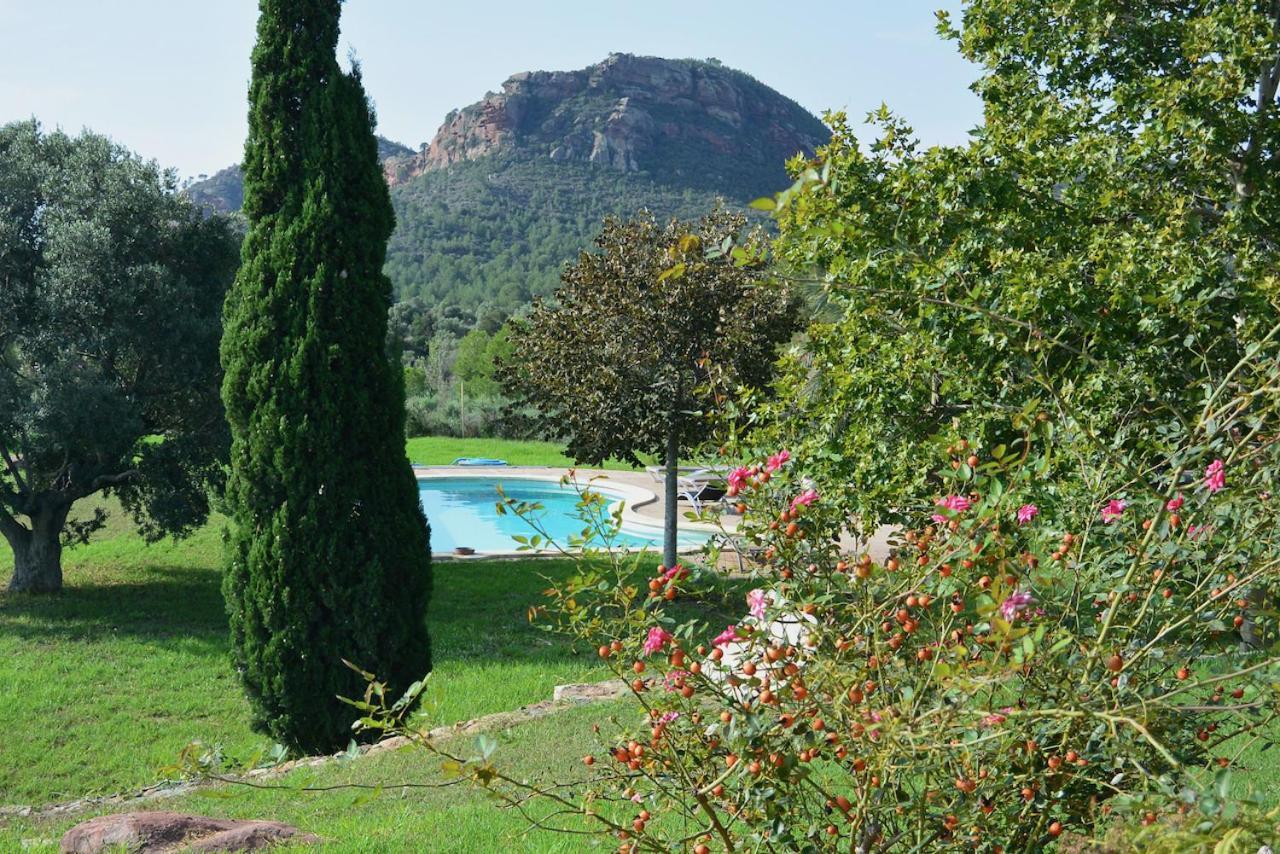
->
(187, 54, 829, 315)
(386, 155, 746, 310)
(184, 135, 413, 213)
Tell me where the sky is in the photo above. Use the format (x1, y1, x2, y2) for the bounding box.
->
(0, 1, 984, 179)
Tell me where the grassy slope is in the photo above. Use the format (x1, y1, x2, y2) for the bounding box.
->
(0, 433, 731, 850)
(0, 518, 254, 805)
(0, 703, 614, 852)
(0, 521, 616, 805)
(0, 436, 637, 806)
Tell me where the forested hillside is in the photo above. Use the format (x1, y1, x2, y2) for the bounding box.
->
(384, 154, 741, 310)
(186, 54, 829, 319)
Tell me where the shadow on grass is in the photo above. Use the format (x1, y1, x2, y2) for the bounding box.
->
(425, 556, 749, 668)
(426, 559, 601, 668)
(0, 552, 748, 673)
(0, 564, 229, 652)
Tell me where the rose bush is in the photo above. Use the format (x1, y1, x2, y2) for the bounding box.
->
(347, 332, 1280, 851)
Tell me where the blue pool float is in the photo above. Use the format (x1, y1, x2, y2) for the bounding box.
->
(453, 457, 509, 466)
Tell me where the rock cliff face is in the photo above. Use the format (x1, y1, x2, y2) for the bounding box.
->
(382, 54, 828, 194)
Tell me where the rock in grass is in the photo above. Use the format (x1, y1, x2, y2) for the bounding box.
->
(552, 680, 629, 703)
(60, 811, 319, 852)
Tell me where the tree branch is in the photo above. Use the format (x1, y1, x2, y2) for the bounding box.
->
(1240, 1, 1280, 196)
(0, 445, 30, 496)
(87, 469, 140, 494)
(0, 507, 30, 545)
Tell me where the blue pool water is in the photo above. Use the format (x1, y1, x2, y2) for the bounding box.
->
(418, 476, 709, 554)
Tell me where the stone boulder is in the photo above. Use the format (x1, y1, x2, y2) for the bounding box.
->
(61, 811, 319, 852)
(552, 680, 628, 703)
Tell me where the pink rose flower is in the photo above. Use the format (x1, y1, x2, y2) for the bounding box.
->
(982, 706, 1014, 727)
(660, 563, 688, 582)
(712, 625, 741, 647)
(1100, 499, 1128, 523)
(727, 467, 751, 492)
(931, 494, 972, 523)
(790, 488, 819, 512)
(999, 589, 1035, 622)
(658, 710, 680, 724)
(765, 449, 791, 472)
(1016, 503, 1039, 524)
(747, 589, 769, 620)
(1165, 494, 1184, 512)
(1203, 459, 1225, 493)
(642, 626, 673, 657)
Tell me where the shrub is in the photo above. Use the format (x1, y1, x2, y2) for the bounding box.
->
(353, 331, 1280, 851)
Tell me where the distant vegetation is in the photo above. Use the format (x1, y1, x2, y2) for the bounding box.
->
(401, 324, 525, 439)
(385, 155, 754, 316)
(183, 164, 244, 213)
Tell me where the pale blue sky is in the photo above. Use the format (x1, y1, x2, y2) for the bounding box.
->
(0, 1, 982, 179)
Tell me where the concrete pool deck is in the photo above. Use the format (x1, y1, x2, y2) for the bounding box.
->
(413, 465, 735, 559)
(412, 464, 897, 565)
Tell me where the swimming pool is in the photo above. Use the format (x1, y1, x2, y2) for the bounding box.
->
(418, 475, 711, 555)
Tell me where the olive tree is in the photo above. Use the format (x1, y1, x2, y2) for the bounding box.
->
(501, 210, 799, 566)
(0, 120, 240, 593)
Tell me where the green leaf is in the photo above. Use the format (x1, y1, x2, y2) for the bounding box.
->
(657, 262, 686, 281)
(1214, 768, 1231, 800)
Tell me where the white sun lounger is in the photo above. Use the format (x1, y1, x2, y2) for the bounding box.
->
(645, 466, 727, 513)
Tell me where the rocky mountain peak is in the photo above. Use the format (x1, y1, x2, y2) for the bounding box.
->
(384, 54, 828, 193)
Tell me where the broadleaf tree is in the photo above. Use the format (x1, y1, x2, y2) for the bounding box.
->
(760, 0, 1280, 532)
(0, 120, 239, 593)
(220, 0, 432, 752)
(501, 210, 800, 566)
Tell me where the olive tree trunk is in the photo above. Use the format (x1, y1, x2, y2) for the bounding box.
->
(3, 504, 70, 593)
(663, 423, 679, 570)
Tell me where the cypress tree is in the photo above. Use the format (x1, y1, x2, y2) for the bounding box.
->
(220, 0, 431, 753)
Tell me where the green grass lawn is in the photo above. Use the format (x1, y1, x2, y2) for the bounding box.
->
(4, 438, 1276, 850)
(0, 456, 740, 851)
(0, 519, 618, 807)
(0, 702, 617, 852)
(405, 435, 649, 470)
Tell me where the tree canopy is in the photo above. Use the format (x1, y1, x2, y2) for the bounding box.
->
(0, 120, 239, 593)
(761, 0, 1280, 528)
(502, 210, 800, 564)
